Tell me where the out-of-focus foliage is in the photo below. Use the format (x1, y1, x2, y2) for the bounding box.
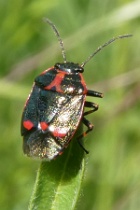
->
(0, 0, 140, 209)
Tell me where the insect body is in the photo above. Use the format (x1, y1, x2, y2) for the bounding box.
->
(21, 18, 132, 160)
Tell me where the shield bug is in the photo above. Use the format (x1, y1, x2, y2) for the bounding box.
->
(21, 18, 132, 160)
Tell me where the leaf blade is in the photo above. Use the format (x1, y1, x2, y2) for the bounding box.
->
(29, 127, 85, 210)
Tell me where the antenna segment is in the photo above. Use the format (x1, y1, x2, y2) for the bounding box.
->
(81, 34, 132, 67)
(43, 18, 67, 63)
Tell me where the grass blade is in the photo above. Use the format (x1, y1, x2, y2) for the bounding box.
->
(29, 128, 85, 210)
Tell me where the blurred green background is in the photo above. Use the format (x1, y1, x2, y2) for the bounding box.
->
(0, 0, 140, 209)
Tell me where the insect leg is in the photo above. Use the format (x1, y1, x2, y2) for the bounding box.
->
(77, 117, 94, 154)
(84, 101, 99, 116)
(87, 89, 103, 98)
(77, 93, 103, 153)
(77, 99, 101, 153)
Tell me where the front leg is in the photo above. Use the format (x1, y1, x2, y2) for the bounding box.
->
(87, 89, 103, 98)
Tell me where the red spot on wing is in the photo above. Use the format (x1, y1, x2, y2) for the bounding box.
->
(40, 122, 49, 131)
(50, 126, 68, 138)
(53, 129, 67, 138)
(23, 120, 34, 130)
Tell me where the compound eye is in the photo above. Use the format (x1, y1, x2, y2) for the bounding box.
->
(77, 67, 84, 73)
(54, 63, 61, 69)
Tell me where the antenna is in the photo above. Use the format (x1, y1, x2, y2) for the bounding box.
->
(81, 34, 132, 67)
(43, 18, 67, 63)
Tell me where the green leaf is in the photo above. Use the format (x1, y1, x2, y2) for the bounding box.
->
(29, 127, 85, 210)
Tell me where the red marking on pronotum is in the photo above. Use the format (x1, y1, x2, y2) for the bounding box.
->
(40, 67, 53, 75)
(44, 72, 66, 93)
(79, 74, 88, 94)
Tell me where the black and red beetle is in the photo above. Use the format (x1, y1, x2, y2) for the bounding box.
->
(21, 18, 131, 160)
